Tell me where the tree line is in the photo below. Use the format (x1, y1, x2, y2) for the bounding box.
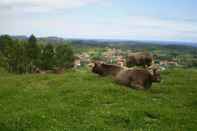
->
(0, 35, 74, 74)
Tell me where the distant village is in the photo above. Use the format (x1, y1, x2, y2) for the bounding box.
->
(74, 47, 180, 70)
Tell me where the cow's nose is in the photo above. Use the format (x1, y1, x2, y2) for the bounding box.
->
(157, 78, 161, 82)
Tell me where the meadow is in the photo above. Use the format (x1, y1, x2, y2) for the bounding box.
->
(0, 68, 197, 131)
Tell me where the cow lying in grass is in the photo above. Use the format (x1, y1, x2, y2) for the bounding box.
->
(92, 62, 161, 90)
(33, 67, 65, 74)
(127, 52, 153, 67)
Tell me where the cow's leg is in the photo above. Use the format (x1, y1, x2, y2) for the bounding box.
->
(130, 81, 144, 90)
(144, 81, 152, 90)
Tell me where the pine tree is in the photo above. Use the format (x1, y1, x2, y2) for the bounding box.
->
(26, 34, 39, 72)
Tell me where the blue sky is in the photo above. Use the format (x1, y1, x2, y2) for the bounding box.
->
(0, 0, 197, 42)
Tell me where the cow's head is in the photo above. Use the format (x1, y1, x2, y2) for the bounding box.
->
(91, 61, 105, 76)
(152, 69, 161, 82)
(148, 65, 161, 82)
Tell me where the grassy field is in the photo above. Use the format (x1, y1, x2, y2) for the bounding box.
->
(0, 68, 197, 131)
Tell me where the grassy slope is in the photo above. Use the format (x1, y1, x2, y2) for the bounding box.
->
(0, 69, 197, 131)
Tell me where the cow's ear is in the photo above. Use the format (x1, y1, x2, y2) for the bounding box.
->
(89, 63, 95, 68)
(93, 62, 97, 67)
(100, 61, 104, 64)
(94, 61, 99, 65)
(147, 66, 153, 74)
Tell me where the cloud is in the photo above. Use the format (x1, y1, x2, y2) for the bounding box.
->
(128, 16, 197, 32)
(123, 16, 197, 38)
(0, 0, 105, 13)
(58, 16, 197, 41)
(1, 15, 197, 42)
(0, 1, 197, 42)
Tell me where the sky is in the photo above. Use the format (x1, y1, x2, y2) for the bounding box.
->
(0, 0, 197, 42)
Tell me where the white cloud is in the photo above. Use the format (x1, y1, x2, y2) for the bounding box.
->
(60, 16, 197, 41)
(1, 15, 197, 41)
(0, 2, 197, 42)
(127, 16, 197, 34)
(0, 0, 105, 13)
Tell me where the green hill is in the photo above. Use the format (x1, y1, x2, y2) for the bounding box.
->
(0, 69, 197, 131)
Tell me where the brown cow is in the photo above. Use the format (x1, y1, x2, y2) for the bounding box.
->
(92, 62, 161, 90)
(52, 67, 65, 74)
(92, 61, 123, 76)
(127, 52, 153, 67)
(115, 68, 161, 90)
(33, 67, 65, 74)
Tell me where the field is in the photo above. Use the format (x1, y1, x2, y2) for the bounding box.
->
(0, 68, 197, 131)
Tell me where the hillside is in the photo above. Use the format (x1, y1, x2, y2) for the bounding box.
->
(0, 69, 197, 131)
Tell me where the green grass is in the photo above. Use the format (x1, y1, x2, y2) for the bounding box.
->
(0, 69, 197, 131)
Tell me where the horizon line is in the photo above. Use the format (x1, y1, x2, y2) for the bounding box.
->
(1, 33, 197, 44)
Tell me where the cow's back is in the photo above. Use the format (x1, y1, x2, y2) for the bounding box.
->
(115, 69, 132, 86)
(127, 52, 153, 67)
(115, 68, 152, 89)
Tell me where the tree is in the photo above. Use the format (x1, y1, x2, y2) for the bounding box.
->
(55, 44, 74, 68)
(0, 35, 14, 56)
(0, 35, 75, 74)
(34, 44, 43, 69)
(91, 51, 103, 61)
(26, 34, 40, 72)
(14, 41, 29, 73)
(0, 51, 6, 68)
(41, 44, 55, 70)
(0, 35, 17, 72)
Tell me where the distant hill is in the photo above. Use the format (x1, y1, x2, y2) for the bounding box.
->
(142, 40, 197, 47)
(11, 35, 66, 44)
(10, 35, 197, 47)
(12, 35, 28, 41)
(68, 39, 197, 49)
(39, 36, 66, 44)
